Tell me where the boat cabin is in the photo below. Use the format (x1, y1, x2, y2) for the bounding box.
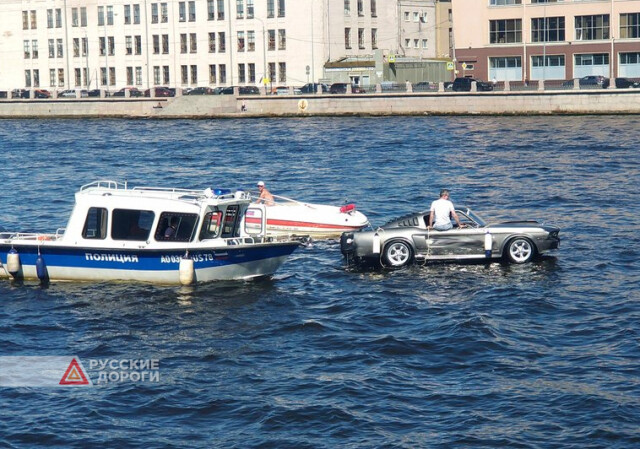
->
(60, 180, 267, 248)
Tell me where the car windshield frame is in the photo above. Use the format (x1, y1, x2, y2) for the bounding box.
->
(457, 208, 486, 227)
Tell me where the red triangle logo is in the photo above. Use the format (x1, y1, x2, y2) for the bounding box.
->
(59, 358, 90, 385)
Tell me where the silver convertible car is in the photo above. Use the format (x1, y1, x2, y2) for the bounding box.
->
(340, 207, 560, 268)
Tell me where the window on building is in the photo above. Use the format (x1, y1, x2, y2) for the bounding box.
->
(33, 69, 40, 87)
(190, 65, 197, 84)
(278, 62, 286, 82)
(209, 64, 217, 83)
(620, 13, 640, 39)
(152, 3, 159, 23)
(490, 0, 521, 4)
(268, 62, 276, 82)
(49, 39, 55, 58)
(238, 63, 246, 83)
(217, 0, 225, 19)
(127, 66, 134, 85)
(531, 17, 565, 42)
(33, 40, 39, 58)
(405, 38, 410, 48)
(219, 64, 226, 83)
(358, 28, 365, 49)
(81, 7, 88, 26)
(107, 6, 114, 25)
(81, 38, 87, 57)
(414, 39, 419, 48)
(161, 3, 168, 22)
(268, 30, 276, 50)
(207, 0, 215, 20)
(24, 41, 30, 59)
(126, 36, 133, 55)
(620, 52, 640, 65)
(23, 11, 29, 30)
(209, 33, 216, 52)
(247, 0, 254, 19)
(50, 69, 57, 86)
(190, 33, 197, 53)
(371, 0, 377, 17)
(100, 67, 107, 86)
(219, 32, 226, 52)
(422, 39, 428, 49)
(162, 35, 169, 54)
(344, 0, 350, 15)
(278, 29, 286, 50)
(72, 8, 79, 27)
(248, 63, 255, 83)
(134, 4, 141, 24)
(575, 53, 609, 66)
(57, 38, 64, 58)
(358, 0, 364, 17)
(180, 34, 187, 53)
(267, 0, 275, 18)
(58, 68, 65, 86)
(345, 28, 351, 49)
(371, 28, 378, 49)
(109, 67, 116, 86)
(278, 0, 285, 17)
(236, 0, 244, 19)
(238, 31, 245, 51)
(46, 9, 53, 28)
(404, 11, 410, 21)
(109, 37, 115, 56)
(163, 66, 170, 84)
(135, 35, 142, 55)
(179, 2, 186, 22)
(531, 55, 565, 67)
(414, 12, 419, 22)
(154, 66, 161, 85)
(75, 68, 82, 86)
(124, 5, 131, 24)
(575, 15, 609, 41)
(153, 35, 160, 54)
(248, 31, 255, 51)
(98, 6, 105, 26)
(189, 1, 196, 21)
(73, 38, 80, 58)
(490, 19, 522, 43)
(181, 65, 188, 84)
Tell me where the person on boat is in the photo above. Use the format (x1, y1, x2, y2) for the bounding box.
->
(255, 181, 275, 206)
(428, 189, 464, 231)
(164, 217, 179, 238)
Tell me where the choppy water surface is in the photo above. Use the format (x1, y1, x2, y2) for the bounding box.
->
(0, 117, 639, 448)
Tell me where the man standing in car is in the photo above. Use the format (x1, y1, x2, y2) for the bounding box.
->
(428, 189, 464, 231)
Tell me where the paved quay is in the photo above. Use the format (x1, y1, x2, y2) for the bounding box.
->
(1, 89, 640, 118)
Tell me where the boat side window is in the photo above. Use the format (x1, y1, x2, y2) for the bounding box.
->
(111, 209, 155, 241)
(245, 207, 263, 235)
(222, 205, 240, 238)
(82, 207, 108, 239)
(154, 212, 199, 242)
(199, 210, 223, 240)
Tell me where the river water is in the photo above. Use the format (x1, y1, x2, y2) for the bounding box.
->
(0, 117, 638, 448)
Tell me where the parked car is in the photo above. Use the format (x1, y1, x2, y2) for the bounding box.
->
(87, 89, 110, 97)
(144, 86, 174, 97)
(580, 75, 609, 88)
(33, 89, 51, 98)
(212, 87, 225, 95)
(452, 77, 493, 92)
(273, 86, 302, 95)
(11, 89, 30, 98)
(113, 87, 143, 97)
(329, 83, 366, 94)
(239, 86, 260, 95)
(414, 81, 437, 91)
(186, 87, 214, 95)
(615, 77, 640, 88)
(58, 89, 88, 98)
(300, 83, 329, 94)
(340, 207, 560, 268)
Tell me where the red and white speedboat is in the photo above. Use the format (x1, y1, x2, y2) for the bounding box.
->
(254, 195, 369, 239)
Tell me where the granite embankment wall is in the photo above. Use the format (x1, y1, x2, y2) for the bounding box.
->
(1, 90, 639, 118)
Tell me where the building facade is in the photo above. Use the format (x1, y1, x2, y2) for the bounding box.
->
(451, 0, 640, 82)
(0, 0, 440, 92)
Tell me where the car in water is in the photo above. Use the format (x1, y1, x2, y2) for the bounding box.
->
(340, 207, 560, 268)
(452, 77, 493, 92)
(615, 77, 640, 88)
(113, 87, 143, 97)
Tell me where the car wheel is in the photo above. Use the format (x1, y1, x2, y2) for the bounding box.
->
(383, 240, 413, 267)
(506, 237, 535, 264)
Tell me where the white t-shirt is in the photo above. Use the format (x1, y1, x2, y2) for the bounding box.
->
(430, 198, 454, 228)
